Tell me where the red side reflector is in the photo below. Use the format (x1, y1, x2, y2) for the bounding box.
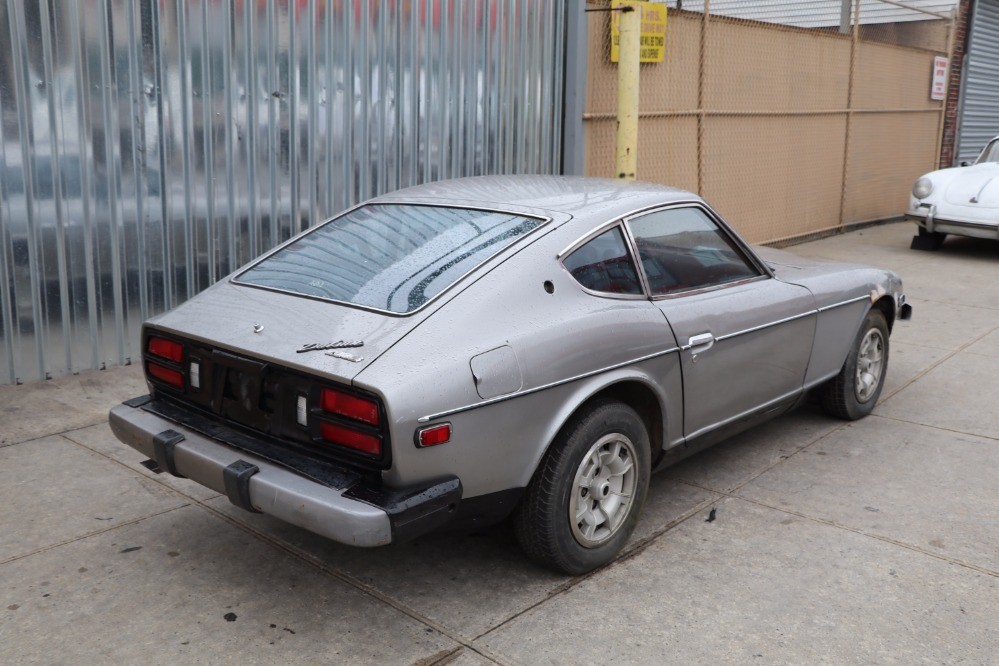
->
(320, 421, 382, 456)
(320, 388, 380, 426)
(148, 362, 184, 388)
(417, 423, 451, 448)
(148, 336, 183, 363)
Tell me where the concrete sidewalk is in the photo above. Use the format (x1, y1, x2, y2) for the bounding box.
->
(1, 221, 996, 664)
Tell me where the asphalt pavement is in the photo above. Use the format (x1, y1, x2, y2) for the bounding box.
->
(1, 221, 996, 664)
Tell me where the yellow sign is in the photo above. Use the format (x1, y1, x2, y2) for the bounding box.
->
(610, 1, 668, 63)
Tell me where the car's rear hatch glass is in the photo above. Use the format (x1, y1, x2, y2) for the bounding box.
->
(234, 204, 546, 314)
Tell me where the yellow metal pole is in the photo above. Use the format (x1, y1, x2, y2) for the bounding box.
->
(616, 4, 640, 180)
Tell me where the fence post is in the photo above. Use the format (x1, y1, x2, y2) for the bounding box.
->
(616, 3, 640, 180)
(838, 0, 861, 228)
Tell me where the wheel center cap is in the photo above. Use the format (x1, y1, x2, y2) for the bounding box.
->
(590, 478, 611, 499)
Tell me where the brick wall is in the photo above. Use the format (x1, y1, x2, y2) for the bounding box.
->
(940, 0, 973, 168)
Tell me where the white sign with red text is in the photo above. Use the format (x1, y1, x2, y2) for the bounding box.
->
(931, 56, 948, 101)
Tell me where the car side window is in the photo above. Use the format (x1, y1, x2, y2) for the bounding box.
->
(628, 206, 761, 296)
(562, 227, 643, 295)
(977, 139, 999, 164)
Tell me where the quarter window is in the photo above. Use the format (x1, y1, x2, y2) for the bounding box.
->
(628, 207, 760, 296)
(562, 227, 643, 295)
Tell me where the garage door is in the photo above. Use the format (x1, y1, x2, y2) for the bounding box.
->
(956, 0, 999, 163)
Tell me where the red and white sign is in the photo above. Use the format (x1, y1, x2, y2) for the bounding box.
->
(931, 56, 949, 101)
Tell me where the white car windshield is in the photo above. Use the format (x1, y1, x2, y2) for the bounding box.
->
(235, 204, 544, 314)
(976, 139, 999, 164)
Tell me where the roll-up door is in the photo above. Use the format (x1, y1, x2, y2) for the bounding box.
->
(956, 0, 999, 164)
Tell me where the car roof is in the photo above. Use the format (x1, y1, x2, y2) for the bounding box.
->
(371, 175, 703, 225)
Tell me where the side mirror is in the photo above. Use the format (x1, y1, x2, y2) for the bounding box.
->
(960, 161, 971, 167)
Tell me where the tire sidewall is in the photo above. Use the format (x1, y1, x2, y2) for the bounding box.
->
(843, 310, 890, 418)
(548, 402, 651, 574)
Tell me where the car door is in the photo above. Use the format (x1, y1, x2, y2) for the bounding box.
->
(625, 204, 816, 441)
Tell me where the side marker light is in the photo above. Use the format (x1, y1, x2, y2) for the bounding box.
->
(416, 423, 451, 448)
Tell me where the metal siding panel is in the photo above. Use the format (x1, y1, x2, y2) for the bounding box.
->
(685, 1, 958, 27)
(0, 0, 566, 384)
(957, 0, 999, 164)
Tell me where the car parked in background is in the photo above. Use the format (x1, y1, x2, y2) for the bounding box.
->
(907, 136, 999, 250)
(109, 176, 911, 574)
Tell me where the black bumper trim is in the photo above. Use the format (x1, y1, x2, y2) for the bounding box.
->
(345, 476, 462, 543)
(223, 460, 262, 513)
(141, 398, 365, 491)
(152, 429, 186, 477)
(124, 394, 153, 408)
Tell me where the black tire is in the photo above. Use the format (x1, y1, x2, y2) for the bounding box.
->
(910, 227, 946, 251)
(513, 400, 651, 575)
(821, 309, 889, 420)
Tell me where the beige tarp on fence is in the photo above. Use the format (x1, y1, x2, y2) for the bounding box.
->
(584, 1, 955, 244)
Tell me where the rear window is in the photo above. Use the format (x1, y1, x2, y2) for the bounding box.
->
(234, 204, 545, 314)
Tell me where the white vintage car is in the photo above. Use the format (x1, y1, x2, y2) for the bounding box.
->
(907, 136, 999, 250)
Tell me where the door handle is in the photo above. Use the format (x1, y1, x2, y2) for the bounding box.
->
(687, 333, 715, 354)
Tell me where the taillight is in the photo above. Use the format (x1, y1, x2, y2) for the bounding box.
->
(320, 388, 380, 426)
(148, 362, 183, 388)
(319, 422, 382, 455)
(148, 336, 184, 363)
(146, 335, 185, 389)
(314, 386, 385, 459)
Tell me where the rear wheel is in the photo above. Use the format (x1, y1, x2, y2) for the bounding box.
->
(513, 400, 650, 575)
(822, 309, 889, 420)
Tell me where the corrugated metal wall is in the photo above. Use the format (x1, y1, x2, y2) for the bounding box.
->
(0, 0, 566, 385)
(955, 0, 999, 163)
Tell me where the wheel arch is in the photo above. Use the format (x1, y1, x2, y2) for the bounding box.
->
(585, 381, 665, 463)
(872, 296, 895, 332)
(524, 374, 669, 490)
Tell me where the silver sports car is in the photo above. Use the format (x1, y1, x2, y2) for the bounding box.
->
(109, 176, 912, 574)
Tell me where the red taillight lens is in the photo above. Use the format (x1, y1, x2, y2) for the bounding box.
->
(416, 423, 451, 447)
(320, 388, 380, 426)
(148, 336, 184, 363)
(148, 362, 184, 388)
(320, 421, 382, 455)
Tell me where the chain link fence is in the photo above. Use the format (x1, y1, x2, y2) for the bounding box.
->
(584, 0, 957, 244)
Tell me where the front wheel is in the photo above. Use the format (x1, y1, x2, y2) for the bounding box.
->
(821, 309, 889, 420)
(910, 227, 946, 251)
(513, 400, 651, 575)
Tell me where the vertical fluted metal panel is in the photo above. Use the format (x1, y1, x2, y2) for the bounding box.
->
(0, 0, 566, 385)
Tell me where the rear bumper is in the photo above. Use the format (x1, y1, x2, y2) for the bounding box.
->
(109, 397, 461, 547)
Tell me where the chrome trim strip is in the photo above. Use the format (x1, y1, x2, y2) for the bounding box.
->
(650, 274, 769, 301)
(928, 217, 999, 231)
(556, 222, 649, 300)
(417, 345, 682, 422)
(624, 201, 774, 280)
(817, 295, 869, 312)
(713, 310, 816, 343)
(556, 200, 773, 301)
(556, 199, 705, 260)
(676, 294, 868, 350)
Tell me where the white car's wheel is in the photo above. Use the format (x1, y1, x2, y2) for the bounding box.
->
(910, 227, 946, 251)
(513, 400, 650, 575)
